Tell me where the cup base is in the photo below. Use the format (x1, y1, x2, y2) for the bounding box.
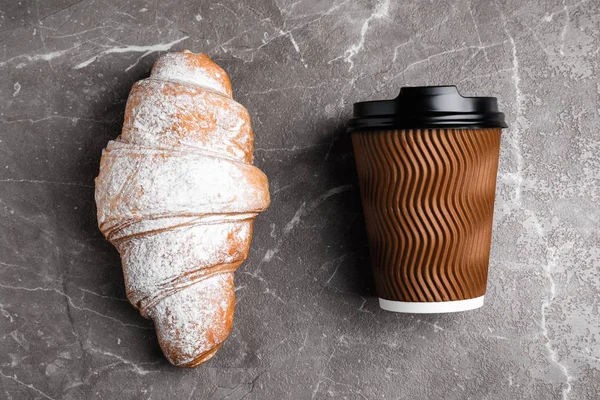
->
(379, 296, 485, 314)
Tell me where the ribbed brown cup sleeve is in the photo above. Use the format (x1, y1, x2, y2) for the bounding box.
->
(351, 128, 502, 302)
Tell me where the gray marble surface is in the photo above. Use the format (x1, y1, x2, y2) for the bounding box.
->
(1, 0, 599, 399)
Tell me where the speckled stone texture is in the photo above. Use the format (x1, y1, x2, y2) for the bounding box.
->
(1, 0, 599, 399)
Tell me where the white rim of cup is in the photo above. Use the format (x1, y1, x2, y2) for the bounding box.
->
(379, 296, 485, 314)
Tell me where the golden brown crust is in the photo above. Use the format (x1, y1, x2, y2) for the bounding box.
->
(120, 80, 254, 163)
(151, 52, 233, 97)
(95, 51, 269, 367)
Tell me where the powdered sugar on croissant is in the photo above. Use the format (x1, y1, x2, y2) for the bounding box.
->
(95, 51, 270, 367)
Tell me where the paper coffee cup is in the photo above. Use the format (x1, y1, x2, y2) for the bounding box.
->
(349, 86, 507, 313)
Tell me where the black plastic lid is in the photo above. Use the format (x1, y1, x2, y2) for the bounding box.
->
(348, 85, 508, 132)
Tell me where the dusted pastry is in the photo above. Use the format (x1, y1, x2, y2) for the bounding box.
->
(95, 51, 270, 367)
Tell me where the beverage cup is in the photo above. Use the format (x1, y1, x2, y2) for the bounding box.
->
(349, 86, 507, 313)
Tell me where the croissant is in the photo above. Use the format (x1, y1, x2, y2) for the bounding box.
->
(95, 51, 270, 367)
